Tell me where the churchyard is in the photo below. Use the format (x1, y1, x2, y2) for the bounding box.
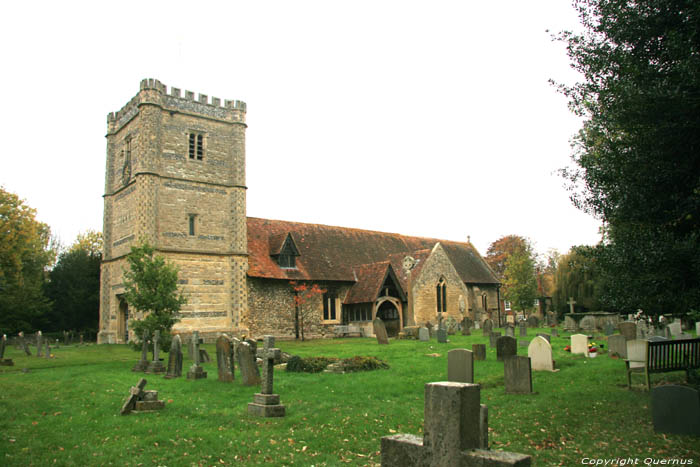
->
(0, 327, 698, 466)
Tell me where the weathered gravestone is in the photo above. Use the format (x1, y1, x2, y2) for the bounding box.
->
(237, 340, 261, 386)
(36, 331, 43, 357)
(216, 335, 235, 382)
(519, 322, 527, 338)
(472, 344, 486, 361)
(436, 326, 448, 344)
(186, 331, 207, 380)
(489, 331, 502, 348)
(667, 321, 682, 337)
(199, 348, 211, 363)
(619, 321, 637, 341)
(602, 322, 615, 336)
(580, 315, 596, 333)
(132, 331, 149, 372)
(570, 334, 589, 356)
(528, 336, 557, 372)
(504, 356, 533, 394)
(44, 340, 50, 359)
(18, 332, 31, 356)
(482, 319, 493, 337)
(461, 317, 473, 336)
(0, 334, 13, 366)
(445, 317, 458, 335)
(418, 327, 429, 342)
(526, 316, 539, 328)
(651, 385, 700, 435)
(636, 321, 652, 340)
(373, 318, 390, 345)
(380, 382, 531, 466)
(120, 378, 165, 415)
(496, 336, 517, 362)
(164, 334, 183, 379)
(145, 330, 166, 374)
(248, 336, 286, 417)
(551, 328, 559, 338)
(607, 335, 627, 358)
(536, 333, 550, 343)
(505, 325, 515, 338)
(447, 349, 474, 384)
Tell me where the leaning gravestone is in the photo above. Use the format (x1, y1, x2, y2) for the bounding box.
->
(373, 318, 389, 345)
(482, 319, 493, 337)
(571, 334, 589, 356)
(528, 336, 557, 372)
(651, 385, 700, 435)
(472, 344, 486, 361)
(164, 334, 183, 379)
(418, 327, 429, 342)
(216, 334, 234, 382)
(186, 331, 207, 380)
(504, 356, 533, 394)
(145, 330, 166, 374)
(132, 331, 149, 372)
(237, 341, 261, 386)
(447, 349, 474, 384)
(619, 321, 637, 341)
(489, 331, 502, 348)
(496, 336, 517, 362)
(120, 378, 165, 415)
(18, 332, 31, 356)
(607, 335, 627, 358)
(248, 336, 286, 417)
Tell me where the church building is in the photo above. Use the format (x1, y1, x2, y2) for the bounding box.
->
(97, 80, 500, 344)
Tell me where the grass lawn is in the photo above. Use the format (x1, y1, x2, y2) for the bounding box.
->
(0, 329, 698, 466)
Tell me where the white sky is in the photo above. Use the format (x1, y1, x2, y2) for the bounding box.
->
(0, 0, 601, 258)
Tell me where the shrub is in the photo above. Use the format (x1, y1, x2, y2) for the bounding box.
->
(337, 356, 389, 372)
(286, 356, 338, 373)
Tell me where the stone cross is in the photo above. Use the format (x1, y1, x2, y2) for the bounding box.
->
(187, 331, 207, 379)
(152, 330, 161, 362)
(132, 331, 149, 372)
(567, 297, 576, 314)
(261, 336, 281, 395)
(146, 330, 165, 373)
(192, 331, 201, 366)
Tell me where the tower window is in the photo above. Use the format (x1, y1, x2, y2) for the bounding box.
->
(188, 133, 204, 160)
(188, 214, 196, 236)
(436, 277, 447, 313)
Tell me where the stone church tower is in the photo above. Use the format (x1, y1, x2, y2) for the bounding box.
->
(97, 79, 248, 344)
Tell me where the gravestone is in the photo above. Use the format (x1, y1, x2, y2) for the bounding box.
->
(44, 340, 50, 359)
(504, 356, 533, 394)
(436, 328, 448, 344)
(580, 315, 596, 333)
(36, 331, 43, 357)
(482, 319, 493, 336)
(373, 318, 389, 345)
(536, 333, 550, 343)
(199, 349, 211, 363)
(216, 335, 235, 382)
(551, 328, 559, 338)
(381, 382, 531, 466)
(636, 321, 651, 340)
(570, 334, 589, 355)
(132, 331, 149, 372)
(696, 322, 700, 336)
(445, 317, 458, 335)
(489, 331, 502, 348)
(526, 316, 539, 328)
(447, 349, 474, 384)
(519, 322, 527, 337)
(164, 334, 183, 379)
(505, 325, 515, 338)
(145, 330, 166, 374)
(602, 323, 615, 336)
(63, 330, 69, 345)
(186, 331, 207, 379)
(120, 378, 165, 415)
(248, 336, 286, 417)
(528, 336, 557, 372)
(651, 385, 700, 435)
(237, 341, 261, 386)
(519, 340, 530, 348)
(619, 322, 637, 341)
(668, 321, 682, 337)
(418, 327, 429, 342)
(461, 317, 473, 335)
(472, 344, 486, 361)
(607, 335, 627, 358)
(677, 333, 693, 340)
(0, 334, 13, 366)
(496, 336, 517, 362)
(18, 332, 31, 356)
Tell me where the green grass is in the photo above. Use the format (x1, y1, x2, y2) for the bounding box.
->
(0, 329, 698, 466)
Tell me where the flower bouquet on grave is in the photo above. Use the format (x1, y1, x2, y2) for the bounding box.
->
(588, 343, 598, 358)
(564, 345, 571, 353)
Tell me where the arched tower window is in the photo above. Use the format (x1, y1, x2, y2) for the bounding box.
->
(436, 277, 447, 313)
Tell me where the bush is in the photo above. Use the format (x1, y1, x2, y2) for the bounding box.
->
(338, 356, 389, 372)
(286, 355, 389, 373)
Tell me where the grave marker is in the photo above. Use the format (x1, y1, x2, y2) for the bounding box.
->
(248, 336, 286, 417)
(418, 327, 429, 342)
(489, 331, 502, 348)
(472, 344, 486, 361)
(505, 325, 515, 338)
(145, 330, 166, 374)
(519, 322, 527, 337)
(668, 321, 682, 337)
(436, 327, 448, 344)
(528, 336, 557, 372)
(18, 332, 31, 356)
(164, 334, 183, 379)
(186, 331, 207, 379)
(580, 315, 596, 333)
(551, 328, 559, 338)
(120, 378, 165, 415)
(237, 341, 261, 386)
(651, 385, 700, 435)
(567, 297, 576, 314)
(216, 335, 235, 382)
(526, 316, 539, 328)
(536, 333, 550, 343)
(447, 349, 474, 384)
(496, 336, 517, 362)
(619, 322, 637, 341)
(504, 356, 533, 394)
(373, 318, 389, 345)
(570, 334, 589, 355)
(608, 335, 627, 358)
(132, 331, 149, 372)
(44, 340, 50, 359)
(482, 319, 493, 336)
(36, 331, 43, 357)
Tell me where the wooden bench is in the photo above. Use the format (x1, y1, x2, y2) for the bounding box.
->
(625, 337, 700, 390)
(333, 325, 363, 337)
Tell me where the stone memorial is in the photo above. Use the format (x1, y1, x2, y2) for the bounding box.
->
(519, 322, 527, 338)
(132, 331, 150, 372)
(237, 340, 261, 386)
(461, 317, 473, 336)
(636, 321, 652, 340)
(373, 317, 389, 345)
(472, 344, 486, 361)
(199, 348, 211, 363)
(145, 330, 166, 374)
(536, 333, 550, 343)
(505, 325, 515, 338)
(607, 335, 627, 358)
(668, 321, 682, 337)
(482, 319, 493, 336)
(381, 382, 531, 466)
(619, 322, 637, 341)
(445, 317, 458, 335)
(447, 349, 474, 384)
(528, 336, 557, 372)
(570, 334, 589, 356)
(580, 315, 596, 333)
(526, 316, 539, 328)
(216, 334, 235, 382)
(504, 356, 533, 394)
(44, 340, 51, 359)
(164, 334, 183, 379)
(18, 332, 31, 356)
(489, 331, 502, 348)
(496, 336, 517, 362)
(248, 336, 286, 417)
(36, 331, 43, 357)
(651, 385, 700, 435)
(187, 331, 207, 380)
(120, 378, 165, 415)
(551, 328, 559, 337)
(436, 327, 448, 344)
(418, 327, 429, 342)
(602, 322, 615, 336)
(0, 334, 13, 366)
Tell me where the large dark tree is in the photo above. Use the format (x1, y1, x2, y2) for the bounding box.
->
(558, 0, 700, 316)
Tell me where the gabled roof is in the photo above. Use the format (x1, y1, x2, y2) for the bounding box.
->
(247, 217, 499, 285)
(344, 261, 391, 304)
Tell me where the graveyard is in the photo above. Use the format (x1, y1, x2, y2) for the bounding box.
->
(0, 327, 698, 466)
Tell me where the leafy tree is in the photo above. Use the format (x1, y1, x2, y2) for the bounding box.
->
(553, 246, 603, 314)
(503, 248, 538, 315)
(45, 232, 102, 332)
(290, 281, 326, 341)
(123, 242, 186, 352)
(557, 0, 700, 317)
(485, 235, 531, 279)
(0, 187, 55, 333)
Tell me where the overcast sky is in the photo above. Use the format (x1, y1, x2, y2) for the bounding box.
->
(0, 1, 601, 258)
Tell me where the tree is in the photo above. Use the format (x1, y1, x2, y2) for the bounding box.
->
(557, 0, 700, 317)
(45, 232, 102, 332)
(552, 246, 603, 314)
(0, 187, 55, 333)
(485, 235, 531, 280)
(290, 281, 325, 341)
(503, 248, 538, 315)
(123, 242, 186, 352)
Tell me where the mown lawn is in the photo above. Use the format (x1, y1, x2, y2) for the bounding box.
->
(0, 329, 698, 466)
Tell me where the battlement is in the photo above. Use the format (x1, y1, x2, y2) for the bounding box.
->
(108, 78, 246, 129)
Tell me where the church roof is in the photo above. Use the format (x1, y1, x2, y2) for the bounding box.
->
(344, 261, 392, 304)
(246, 217, 499, 285)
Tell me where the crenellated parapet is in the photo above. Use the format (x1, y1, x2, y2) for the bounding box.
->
(107, 78, 246, 134)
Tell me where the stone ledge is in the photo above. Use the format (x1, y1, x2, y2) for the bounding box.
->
(247, 403, 286, 418)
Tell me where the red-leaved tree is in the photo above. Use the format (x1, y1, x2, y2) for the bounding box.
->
(290, 281, 326, 341)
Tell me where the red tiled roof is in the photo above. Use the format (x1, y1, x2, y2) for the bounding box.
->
(246, 217, 499, 285)
(344, 262, 391, 304)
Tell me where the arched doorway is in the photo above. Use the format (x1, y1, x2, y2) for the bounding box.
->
(375, 298, 402, 337)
